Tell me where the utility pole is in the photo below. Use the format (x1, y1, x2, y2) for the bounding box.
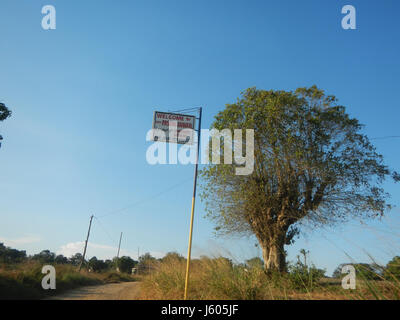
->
(117, 232, 123, 258)
(184, 107, 202, 300)
(79, 215, 94, 271)
(116, 232, 123, 272)
(137, 247, 140, 275)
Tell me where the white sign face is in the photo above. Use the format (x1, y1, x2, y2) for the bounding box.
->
(151, 111, 196, 144)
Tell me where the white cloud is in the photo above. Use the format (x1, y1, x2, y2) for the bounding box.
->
(57, 241, 85, 258)
(0, 235, 41, 246)
(57, 241, 165, 260)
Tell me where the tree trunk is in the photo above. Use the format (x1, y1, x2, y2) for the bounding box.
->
(261, 237, 286, 272)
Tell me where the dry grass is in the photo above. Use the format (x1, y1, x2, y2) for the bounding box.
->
(139, 256, 400, 300)
(0, 261, 137, 300)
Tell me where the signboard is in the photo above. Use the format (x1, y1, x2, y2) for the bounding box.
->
(151, 111, 196, 144)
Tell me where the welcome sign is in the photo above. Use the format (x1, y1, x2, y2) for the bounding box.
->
(151, 111, 196, 145)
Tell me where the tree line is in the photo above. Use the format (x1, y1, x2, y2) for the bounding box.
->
(0, 243, 155, 274)
(2, 243, 399, 280)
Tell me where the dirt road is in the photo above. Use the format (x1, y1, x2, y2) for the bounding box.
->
(47, 282, 141, 300)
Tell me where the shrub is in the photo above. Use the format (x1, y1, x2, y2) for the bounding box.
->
(287, 250, 326, 291)
(141, 256, 273, 300)
(384, 256, 400, 281)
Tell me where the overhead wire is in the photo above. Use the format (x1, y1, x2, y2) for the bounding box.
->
(370, 136, 400, 140)
(167, 107, 201, 114)
(93, 216, 118, 245)
(96, 176, 193, 219)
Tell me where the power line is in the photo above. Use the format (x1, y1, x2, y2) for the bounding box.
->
(370, 136, 400, 140)
(96, 133, 399, 220)
(96, 177, 193, 219)
(93, 216, 118, 244)
(167, 107, 201, 114)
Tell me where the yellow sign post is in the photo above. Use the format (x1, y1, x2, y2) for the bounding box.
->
(184, 107, 202, 300)
(150, 107, 202, 300)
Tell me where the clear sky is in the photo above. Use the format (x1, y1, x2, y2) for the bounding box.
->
(0, 0, 399, 275)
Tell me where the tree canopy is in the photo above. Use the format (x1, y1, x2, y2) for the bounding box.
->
(0, 102, 11, 121)
(200, 86, 397, 272)
(0, 243, 26, 263)
(384, 256, 400, 280)
(116, 256, 137, 273)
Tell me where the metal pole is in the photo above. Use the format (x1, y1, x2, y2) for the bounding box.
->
(79, 215, 94, 271)
(184, 107, 202, 300)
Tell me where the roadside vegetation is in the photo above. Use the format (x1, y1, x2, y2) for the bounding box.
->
(2, 86, 400, 301)
(200, 86, 400, 273)
(137, 86, 399, 300)
(139, 251, 400, 300)
(0, 243, 138, 300)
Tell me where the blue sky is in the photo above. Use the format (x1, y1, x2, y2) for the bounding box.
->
(0, 0, 399, 275)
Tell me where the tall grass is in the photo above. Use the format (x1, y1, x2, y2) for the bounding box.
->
(0, 261, 136, 300)
(139, 255, 400, 300)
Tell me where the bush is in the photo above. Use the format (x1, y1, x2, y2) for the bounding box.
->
(0, 275, 42, 300)
(287, 250, 326, 291)
(384, 256, 400, 281)
(141, 256, 273, 300)
(0, 263, 104, 299)
(57, 272, 101, 291)
(103, 271, 134, 283)
(332, 263, 382, 280)
(116, 256, 137, 274)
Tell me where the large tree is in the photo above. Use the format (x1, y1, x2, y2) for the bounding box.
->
(200, 86, 397, 272)
(0, 102, 11, 147)
(0, 102, 11, 121)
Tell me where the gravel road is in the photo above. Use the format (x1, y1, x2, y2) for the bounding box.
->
(47, 282, 141, 300)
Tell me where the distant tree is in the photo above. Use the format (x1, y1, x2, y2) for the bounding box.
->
(0, 102, 11, 121)
(0, 102, 11, 148)
(31, 250, 56, 263)
(55, 254, 69, 264)
(138, 253, 157, 274)
(0, 243, 27, 263)
(88, 256, 108, 272)
(161, 252, 185, 263)
(139, 252, 155, 262)
(332, 263, 381, 280)
(332, 264, 346, 279)
(104, 259, 114, 269)
(201, 86, 398, 272)
(288, 250, 326, 290)
(69, 253, 84, 266)
(384, 256, 400, 280)
(353, 263, 382, 280)
(117, 256, 137, 273)
(245, 257, 264, 269)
